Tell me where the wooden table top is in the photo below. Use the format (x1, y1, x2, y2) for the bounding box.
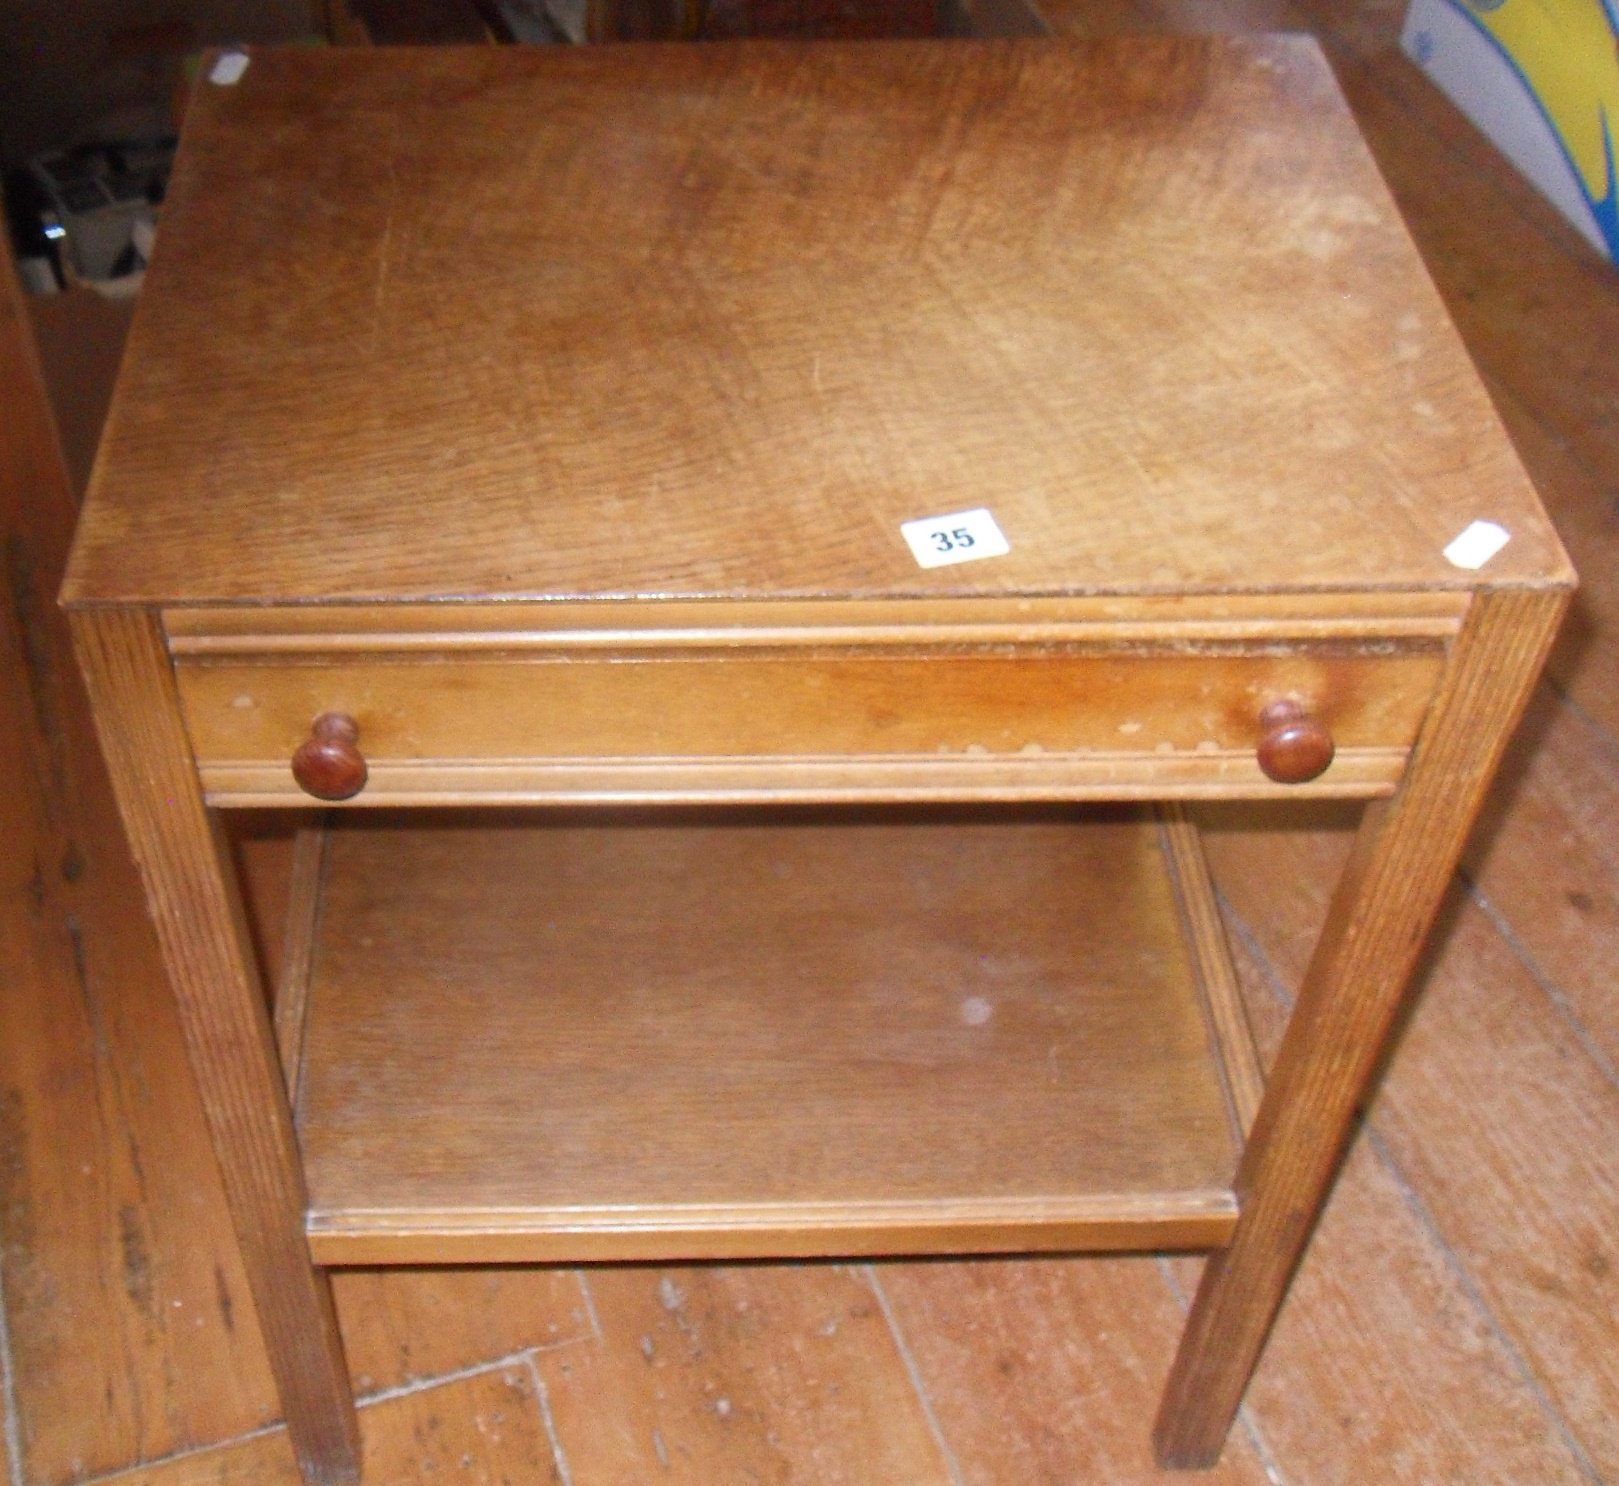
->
(64, 38, 1571, 608)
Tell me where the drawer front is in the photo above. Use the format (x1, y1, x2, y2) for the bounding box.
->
(172, 646, 1446, 804)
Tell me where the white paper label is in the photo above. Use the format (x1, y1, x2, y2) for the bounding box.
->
(209, 51, 250, 85)
(1443, 519, 1511, 570)
(900, 507, 1010, 569)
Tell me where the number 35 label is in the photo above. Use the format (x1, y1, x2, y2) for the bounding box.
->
(899, 507, 1010, 569)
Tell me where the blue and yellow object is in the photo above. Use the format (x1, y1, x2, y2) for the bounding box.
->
(1404, 0, 1619, 261)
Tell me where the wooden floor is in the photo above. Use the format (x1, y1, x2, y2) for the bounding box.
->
(4, 3, 1618, 1482)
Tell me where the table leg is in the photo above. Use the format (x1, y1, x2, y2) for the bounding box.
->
(69, 608, 360, 1485)
(1153, 586, 1568, 1469)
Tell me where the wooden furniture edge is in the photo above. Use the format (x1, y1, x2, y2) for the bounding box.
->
(1157, 804, 1265, 1137)
(66, 607, 361, 1486)
(158, 592, 1472, 652)
(1153, 584, 1573, 1467)
(306, 1198, 1240, 1267)
(292, 806, 1242, 1270)
(196, 750, 1411, 807)
(274, 820, 329, 1110)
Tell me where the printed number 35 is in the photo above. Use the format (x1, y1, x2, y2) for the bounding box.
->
(931, 527, 975, 553)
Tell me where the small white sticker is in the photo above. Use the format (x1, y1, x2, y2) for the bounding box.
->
(1443, 519, 1511, 570)
(209, 51, 250, 86)
(901, 507, 1010, 569)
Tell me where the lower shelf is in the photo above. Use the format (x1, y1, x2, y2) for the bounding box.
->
(282, 806, 1257, 1265)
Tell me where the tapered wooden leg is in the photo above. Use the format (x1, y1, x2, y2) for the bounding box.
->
(1154, 587, 1568, 1469)
(69, 609, 360, 1485)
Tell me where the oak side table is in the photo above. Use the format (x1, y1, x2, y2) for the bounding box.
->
(63, 38, 1574, 1483)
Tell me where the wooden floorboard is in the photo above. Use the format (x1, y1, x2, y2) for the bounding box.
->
(1481, 389, 1619, 734)
(333, 1269, 596, 1400)
(1202, 1139, 1598, 1486)
(1164, 843, 1606, 1486)
(876, 1257, 1275, 1485)
(1202, 815, 1619, 1480)
(92, 1363, 560, 1485)
(1, 243, 283, 1483)
(531, 1265, 960, 1483)
(1465, 687, 1619, 1079)
(4, 2, 1618, 1482)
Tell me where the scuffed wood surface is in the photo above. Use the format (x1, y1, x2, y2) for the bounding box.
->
(99, 1364, 556, 1485)
(8, 2, 1617, 1482)
(877, 1257, 1275, 1485)
(67, 608, 361, 1479)
(1202, 811, 1619, 1478)
(530, 1266, 959, 1483)
(296, 811, 1241, 1262)
(1, 237, 283, 1482)
(1464, 688, 1619, 1077)
(1154, 584, 1567, 1464)
(63, 39, 1569, 605)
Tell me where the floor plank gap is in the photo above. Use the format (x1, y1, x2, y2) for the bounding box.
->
(0, 1248, 26, 1486)
(77, 1421, 288, 1486)
(1219, 871, 1616, 1484)
(1360, 1127, 1610, 1486)
(524, 1353, 575, 1486)
(1212, 885, 1301, 1013)
(8, 10, 1615, 1480)
(1235, 1405, 1289, 1486)
(573, 1271, 603, 1342)
(1460, 877, 1619, 1098)
(1159, 1252, 1293, 1482)
(353, 1338, 582, 1410)
(1543, 682, 1619, 769)
(1157, 1253, 1191, 1312)
(862, 1265, 968, 1486)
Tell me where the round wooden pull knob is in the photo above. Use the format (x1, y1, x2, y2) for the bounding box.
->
(1256, 699, 1334, 784)
(291, 713, 368, 801)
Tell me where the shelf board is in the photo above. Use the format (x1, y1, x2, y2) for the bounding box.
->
(292, 807, 1249, 1264)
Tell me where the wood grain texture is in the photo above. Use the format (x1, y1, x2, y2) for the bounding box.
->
(297, 809, 1241, 1263)
(2, 237, 286, 1482)
(1229, 1141, 1600, 1485)
(18, 6, 1610, 1480)
(1326, 900, 1619, 1475)
(47, 20, 1580, 1476)
(174, 644, 1444, 806)
(67, 609, 360, 1485)
(1155, 586, 1569, 1465)
(96, 1362, 555, 1486)
(878, 1256, 1276, 1485)
(531, 1266, 958, 1484)
(62, 39, 1571, 607)
(1324, 40, 1619, 510)
(331, 1269, 594, 1398)
(272, 824, 327, 1105)
(165, 597, 1459, 805)
(178, 829, 598, 1407)
(1163, 846, 1604, 1482)
(1464, 686, 1619, 1079)
(162, 591, 1472, 647)
(197, 749, 1419, 810)
(1289, 34, 1619, 736)
(1157, 805, 1263, 1134)
(1205, 807, 1619, 1477)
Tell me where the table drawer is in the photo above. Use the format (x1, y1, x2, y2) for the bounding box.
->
(172, 645, 1445, 805)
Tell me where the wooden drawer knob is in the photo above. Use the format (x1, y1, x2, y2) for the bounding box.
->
(291, 713, 368, 800)
(1256, 699, 1334, 784)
